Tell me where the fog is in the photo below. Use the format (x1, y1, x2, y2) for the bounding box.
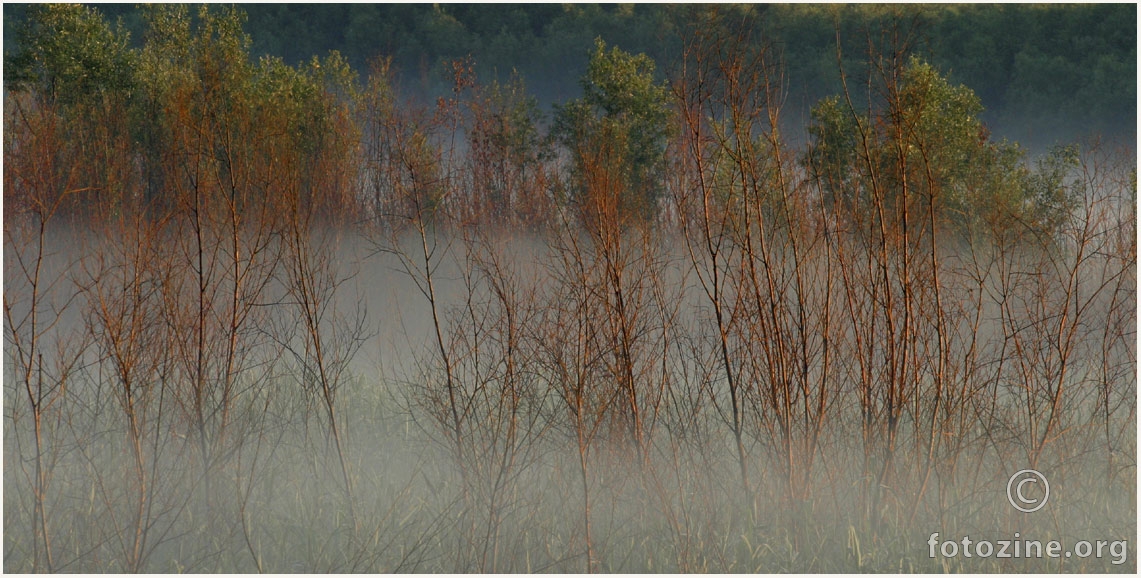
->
(4, 3, 1136, 571)
(4, 206, 1135, 572)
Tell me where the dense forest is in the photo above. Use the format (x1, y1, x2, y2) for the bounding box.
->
(3, 4, 1136, 573)
(4, 3, 1136, 146)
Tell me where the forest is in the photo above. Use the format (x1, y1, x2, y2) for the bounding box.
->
(3, 3, 1136, 573)
(4, 3, 1136, 146)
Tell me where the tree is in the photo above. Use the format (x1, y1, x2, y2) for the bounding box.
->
(804, 55, 1077, 237)
(4, 4, 134, 107)
(3, 4, 137, 215)
(554, 38, 670, 224)
(467, 71, 553, 227)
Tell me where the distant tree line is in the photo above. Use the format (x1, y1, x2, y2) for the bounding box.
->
(4, 3, 1111, 233)
(5, 3, 1133, 145)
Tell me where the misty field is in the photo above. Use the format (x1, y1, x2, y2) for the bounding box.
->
(4, 4, 1137, 573)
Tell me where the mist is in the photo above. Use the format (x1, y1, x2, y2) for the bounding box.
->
(4, 3, 1136, 573)
(5, 200, 1136, 571)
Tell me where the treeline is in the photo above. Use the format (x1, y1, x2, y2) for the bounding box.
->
(5, 3, 1135, 144)
(3, 3, 1128, 229)
(4, 4, 1136, 572)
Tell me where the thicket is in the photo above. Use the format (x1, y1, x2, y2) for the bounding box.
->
(4, 4, 1136, 572)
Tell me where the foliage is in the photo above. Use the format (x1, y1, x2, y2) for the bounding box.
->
(467, 72, 552, 226)
(9, 3, 1132, 144)
(4, 4, 134, 107)
(1, 4, 362, 217)
(1018, 144, 1083, 234)
(804, 96, 858, 204)
(804, 56, 1080, 238)
(554, 38, 671, 223)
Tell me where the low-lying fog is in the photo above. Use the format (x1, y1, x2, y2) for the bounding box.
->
(4, 218, 1135, 572)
